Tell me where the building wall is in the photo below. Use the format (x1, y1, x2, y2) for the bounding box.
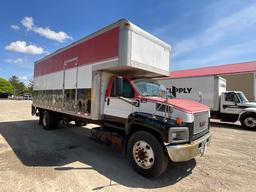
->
(221, 73, 255, 101)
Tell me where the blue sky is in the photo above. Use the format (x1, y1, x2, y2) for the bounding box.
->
(1, 0, 256, 83)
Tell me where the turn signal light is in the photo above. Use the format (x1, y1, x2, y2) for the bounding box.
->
(176, 117, 183, 125)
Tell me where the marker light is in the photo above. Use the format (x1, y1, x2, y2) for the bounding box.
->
(176, 117, 183, 125)
(124, 22, 130, 28)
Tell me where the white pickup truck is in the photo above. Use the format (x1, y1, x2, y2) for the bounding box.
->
(160, 75, 256, 129)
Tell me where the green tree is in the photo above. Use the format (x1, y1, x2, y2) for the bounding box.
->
(9, 75, 26, 96)
(0, 77, 13, 94)
(27, 79, 33, 94)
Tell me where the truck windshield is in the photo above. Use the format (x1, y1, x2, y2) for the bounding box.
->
(133, 79, 169, 98)
(236, 92, 248, 103)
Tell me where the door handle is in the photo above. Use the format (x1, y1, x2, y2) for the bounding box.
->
(106, 98, 110, 105)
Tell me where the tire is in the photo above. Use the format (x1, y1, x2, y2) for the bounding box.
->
(241, 115, 256, 129)
(75, 121, 85, 126)
(127, 131, 168, 178)
(42, 110, 59, 130)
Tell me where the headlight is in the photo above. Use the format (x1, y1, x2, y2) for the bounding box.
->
(169, 127, 189, 143)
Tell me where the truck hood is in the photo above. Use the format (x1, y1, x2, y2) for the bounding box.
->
(143, 97, 209, 114)
(241, 102, 256, 108)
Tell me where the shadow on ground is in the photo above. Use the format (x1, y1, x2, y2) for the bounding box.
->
(210, 121, 255, 131)
(0, 120, 196, 188)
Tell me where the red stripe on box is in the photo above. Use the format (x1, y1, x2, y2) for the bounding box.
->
(34, 27, 119, 77)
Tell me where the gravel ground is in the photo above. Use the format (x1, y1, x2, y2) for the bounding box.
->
(0, 100, 255, 192)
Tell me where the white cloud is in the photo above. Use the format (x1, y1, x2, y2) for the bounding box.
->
(5, 58, 25, 64)
(33, 27, 72, 42)
(19, 76, 28, 81)
(10, 25, 20, 30)
(21, 16, 33, 30)
(173, 3, 256, 57)
(14, 58, 24, 64)
(5, 41, 44, 55)
(21, 16, 72, 42)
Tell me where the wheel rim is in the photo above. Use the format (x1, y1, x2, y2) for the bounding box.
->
(42, 113, 47, 127)
(244, 117, 256, 128)
(133, 140, 155, 169)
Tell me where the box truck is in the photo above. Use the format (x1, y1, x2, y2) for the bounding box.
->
(160, 75, 256, 129)
(32, 19, 210, 178)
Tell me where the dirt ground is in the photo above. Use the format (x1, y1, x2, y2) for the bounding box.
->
(0, 100, 255, 192)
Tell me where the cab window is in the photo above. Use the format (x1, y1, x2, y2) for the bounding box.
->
(225, 92, 239, 103)
(111, 78, 135, 98)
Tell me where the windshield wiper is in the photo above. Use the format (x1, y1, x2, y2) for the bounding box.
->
(143, 94, 160, 97)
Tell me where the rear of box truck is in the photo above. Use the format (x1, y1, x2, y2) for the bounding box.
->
(160, 76, 226, 111)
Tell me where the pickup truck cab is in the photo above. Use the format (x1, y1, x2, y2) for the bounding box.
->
(216, 91, 256, 128)
(159, 75, 256, 129)
(103, 76, 211, 177)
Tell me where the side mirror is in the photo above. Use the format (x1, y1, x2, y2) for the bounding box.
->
(116, 76, 123, 97)
(172, 86, 176, 98)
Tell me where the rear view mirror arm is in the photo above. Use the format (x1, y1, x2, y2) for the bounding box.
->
(119, 96, 140, 107)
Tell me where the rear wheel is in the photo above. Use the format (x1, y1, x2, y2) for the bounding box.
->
(241, 115, 256, 129)
(42, 110, 60, 130)
(127, 131, 168, 178)
(75, 121, 86, 126)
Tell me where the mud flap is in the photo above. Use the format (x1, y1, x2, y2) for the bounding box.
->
(31, 105, 36, 116)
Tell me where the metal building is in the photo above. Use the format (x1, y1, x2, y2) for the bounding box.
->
(170, 61, 256, 101)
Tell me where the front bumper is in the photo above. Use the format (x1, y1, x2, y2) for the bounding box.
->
(165, 133, 211, 162)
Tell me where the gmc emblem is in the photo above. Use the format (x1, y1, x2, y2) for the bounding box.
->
(199, 121, 206, 127)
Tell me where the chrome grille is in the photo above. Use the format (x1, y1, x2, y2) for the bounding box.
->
(193, 112, 209, 135)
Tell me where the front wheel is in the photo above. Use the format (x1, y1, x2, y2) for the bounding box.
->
(127, 131, 168, 178)
(241, 115, 256, 129)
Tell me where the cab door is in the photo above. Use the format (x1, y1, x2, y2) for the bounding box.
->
(220, 92, 242, 114)
(104, 77, 135, 119)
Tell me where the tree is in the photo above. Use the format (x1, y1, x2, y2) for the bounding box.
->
(27, 79, 33, 94)
(0, 77, 13, 94)
(9, 75, 26, 96)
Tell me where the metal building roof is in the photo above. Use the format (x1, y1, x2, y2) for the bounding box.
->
(170, 61, 256, 79)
